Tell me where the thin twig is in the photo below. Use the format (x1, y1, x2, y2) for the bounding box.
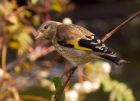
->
(54, 66, 77, 101)
(21, 95, 49, 101)
(7, 46, 55, 71)
(102, 10, 140, 42)
(9, 87, 21, 101)
(2, 44, 7, 71)
(78, 66, 83, 83)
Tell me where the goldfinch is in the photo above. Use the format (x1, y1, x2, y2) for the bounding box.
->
(36, 21, 126, 66)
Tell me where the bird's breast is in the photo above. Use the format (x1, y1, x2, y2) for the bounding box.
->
(53, 40, 92, 66)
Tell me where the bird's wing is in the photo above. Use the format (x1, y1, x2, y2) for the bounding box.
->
(56, 24, 115, 55)
(56, 24, 93, 51)
(56, 24, 126, 64)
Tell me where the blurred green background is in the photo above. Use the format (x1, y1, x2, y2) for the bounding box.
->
(0, 0, 140, 101)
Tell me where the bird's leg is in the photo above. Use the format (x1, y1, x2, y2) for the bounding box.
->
(54, 66, 77, 101)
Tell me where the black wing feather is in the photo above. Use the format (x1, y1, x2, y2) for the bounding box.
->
(79, 35, 115, 54)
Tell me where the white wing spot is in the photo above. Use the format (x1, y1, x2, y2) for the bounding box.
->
(96, 46, 103, 50)
(102, 44, 106, 47)
(91, 35, 94, 39)
(86, 38, 92, 40)
(104, 49, 107, 52)
(97, 39, 101, 43)
(91, 42, 98, 45)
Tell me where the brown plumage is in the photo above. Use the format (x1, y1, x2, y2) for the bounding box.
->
(36, 21, 126, 66)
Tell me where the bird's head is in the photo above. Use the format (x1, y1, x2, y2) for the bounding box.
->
(36, 21, 61, 40)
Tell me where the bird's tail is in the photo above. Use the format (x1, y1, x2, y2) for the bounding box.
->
(100, 55, 128, 65)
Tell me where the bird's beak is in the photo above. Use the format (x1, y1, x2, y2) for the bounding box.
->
(35, 31, 43, 39)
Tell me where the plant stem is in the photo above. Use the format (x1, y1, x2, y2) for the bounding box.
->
(2, 44, 7, 71)
(102, 10, 140, 42)
(54, 66, 77, 101)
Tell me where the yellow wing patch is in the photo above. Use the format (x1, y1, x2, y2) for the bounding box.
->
(74, 41, 92, 51)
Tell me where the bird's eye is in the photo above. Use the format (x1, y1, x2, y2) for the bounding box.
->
(44, 26, 48, 29)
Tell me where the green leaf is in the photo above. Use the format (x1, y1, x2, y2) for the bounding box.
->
(60, 93, 65, 101)
(52, 77, 62, 92)
(101, 75, 113, 92)
(52, 77, 65, 101)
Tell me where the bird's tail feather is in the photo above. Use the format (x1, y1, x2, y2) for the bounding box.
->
(100, 55, 128, 65)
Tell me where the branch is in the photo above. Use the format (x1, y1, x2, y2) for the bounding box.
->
(54, 66, 77, 101)
(7, 46, 55, 71)
(101, 10, 140, 42)
(2, 44, 7, 71)
(21, 95, 49, 101)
